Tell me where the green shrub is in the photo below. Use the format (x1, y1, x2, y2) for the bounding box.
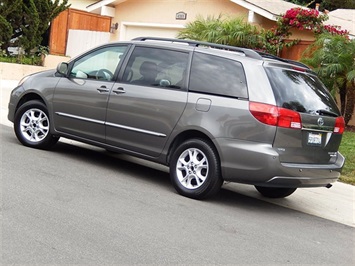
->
(0, 55, 42, 65)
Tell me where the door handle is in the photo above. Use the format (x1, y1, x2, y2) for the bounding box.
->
(97, 86, 109, 93)
(112, 87, 126, 94)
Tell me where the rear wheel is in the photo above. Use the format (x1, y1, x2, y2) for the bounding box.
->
(170, 138, 223, 199)
(14, 100, 59, 149)
(255, 186, 297, 198)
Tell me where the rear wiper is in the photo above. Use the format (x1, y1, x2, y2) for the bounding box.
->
(316, 109, 338, 117)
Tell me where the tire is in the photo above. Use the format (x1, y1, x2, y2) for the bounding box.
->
(255, 186, 297, 198)
(170, 138, 223, 199)
(14, 100, 59, 149)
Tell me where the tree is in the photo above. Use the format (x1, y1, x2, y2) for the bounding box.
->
(283, 0, 355, 10)
(302, 34, 355, 125)
(283, 0, 317, 6)
(0, 0, 22, 47)
(20, 0, 41, 53)
(321, 0, 355, 11)
(177, 15, 263, 50)
(1, 0, 70, 54)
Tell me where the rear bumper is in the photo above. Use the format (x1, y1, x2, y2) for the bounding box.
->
(215, 138, 345, 188)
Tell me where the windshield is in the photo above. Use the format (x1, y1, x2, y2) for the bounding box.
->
(265, 67, 340, 116)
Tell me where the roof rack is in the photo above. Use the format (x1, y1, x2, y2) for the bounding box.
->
(256, 51, 311, 69)
(133, 37, 310, 69)
(132, 36, 263, 60)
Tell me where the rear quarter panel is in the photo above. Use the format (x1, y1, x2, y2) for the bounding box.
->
(168, 92, 277, 143)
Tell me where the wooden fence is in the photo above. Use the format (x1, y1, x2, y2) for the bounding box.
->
(49, 9, 111, 56)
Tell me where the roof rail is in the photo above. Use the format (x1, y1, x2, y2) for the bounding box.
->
(256, 51, 311, 69)
(132, 36, 263, 60)
(133, 37, 311, 69)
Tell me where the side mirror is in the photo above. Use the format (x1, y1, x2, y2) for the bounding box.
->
(56, 62, 69, 76)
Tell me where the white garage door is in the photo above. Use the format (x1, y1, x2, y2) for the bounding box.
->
(121, 24, 183, 41)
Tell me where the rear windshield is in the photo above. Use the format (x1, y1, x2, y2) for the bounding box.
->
(265, 67, 340, 116)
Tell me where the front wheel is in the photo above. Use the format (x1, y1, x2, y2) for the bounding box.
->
(14, 100, 59, 149)
(170, 139, 223, 199)
(255, 186, 297, 198)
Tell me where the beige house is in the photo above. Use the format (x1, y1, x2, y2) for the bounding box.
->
(84, 0, 354, 41)
(86, 0, 302, 41)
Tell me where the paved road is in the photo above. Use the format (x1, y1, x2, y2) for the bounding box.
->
(1, 125, 355, 265)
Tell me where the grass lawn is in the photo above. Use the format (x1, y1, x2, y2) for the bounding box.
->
(339, 130, 355, 185)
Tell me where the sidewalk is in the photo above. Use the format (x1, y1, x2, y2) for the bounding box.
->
(1, 78, 354, 227)
(224, 182, 354, 227)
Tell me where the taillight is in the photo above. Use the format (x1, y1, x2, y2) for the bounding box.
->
(249, 102, 302, 129)
(249, 102, 278, 126)
(277, 108, 302, 129)
(334, 116, 345, 134)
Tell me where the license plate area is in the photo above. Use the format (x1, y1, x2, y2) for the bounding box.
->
(307, 132, 322, 146)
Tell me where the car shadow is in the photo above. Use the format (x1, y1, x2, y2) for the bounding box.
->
(51, 140, 173, 188)
(47, 139, 302, 215)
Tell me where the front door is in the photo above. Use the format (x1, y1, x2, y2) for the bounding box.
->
(53, 45, 128, 142)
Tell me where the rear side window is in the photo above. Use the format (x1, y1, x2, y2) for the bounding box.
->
(122, 46, 189, 89)
(265, 67, 339, 115)
(189, 53, 248, 98)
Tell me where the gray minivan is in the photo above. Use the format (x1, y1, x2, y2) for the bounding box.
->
(8, 37, 345, 199)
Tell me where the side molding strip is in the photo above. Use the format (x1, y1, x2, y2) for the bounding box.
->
(55, 112, 105, 125)
(55, 112, 166, 138)
(105, 122, 166, 137)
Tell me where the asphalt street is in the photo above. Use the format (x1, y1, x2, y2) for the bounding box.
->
(1, 124, 354, 265)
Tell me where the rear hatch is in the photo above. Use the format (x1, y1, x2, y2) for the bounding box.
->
(264, 66, 344, 164)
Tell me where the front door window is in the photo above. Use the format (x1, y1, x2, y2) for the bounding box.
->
(71, 46, 127, 81)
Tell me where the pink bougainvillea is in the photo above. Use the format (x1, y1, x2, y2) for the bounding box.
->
(262, 7, 349, 55)
(278, 7, 348, 36)
(323, 25, 349, 36)
(279, 7, 327, 32)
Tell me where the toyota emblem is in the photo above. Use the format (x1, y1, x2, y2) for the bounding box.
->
(317, 117, 324, 126)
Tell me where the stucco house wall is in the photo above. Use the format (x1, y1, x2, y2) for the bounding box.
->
(110, 0, 249, 41)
